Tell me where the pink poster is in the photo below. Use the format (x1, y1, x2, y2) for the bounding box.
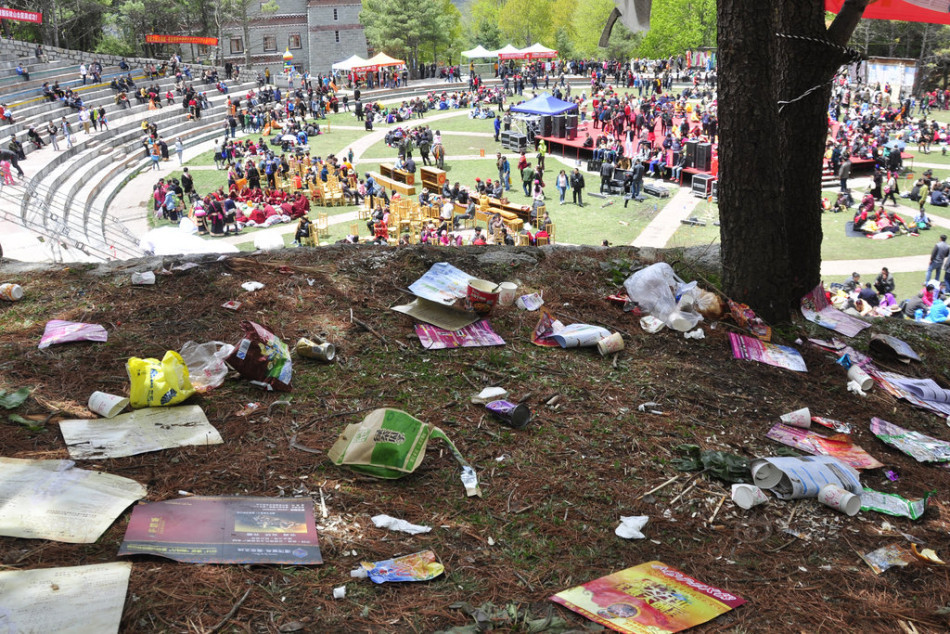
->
(416, 320, 505, 350)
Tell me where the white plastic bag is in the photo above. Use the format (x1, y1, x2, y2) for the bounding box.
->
(179, 341, 234, 393)
(623, 263, 703, 330)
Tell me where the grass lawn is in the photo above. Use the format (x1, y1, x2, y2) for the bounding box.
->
(360, 133, 498, 162)
(666, 200, 721, 249)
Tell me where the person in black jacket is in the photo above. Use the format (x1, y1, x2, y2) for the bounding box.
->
(570, 168, 585, 207)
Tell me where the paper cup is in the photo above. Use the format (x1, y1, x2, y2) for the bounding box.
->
(467, 279, 499, 315)
(780, 407, 811, 429)
(497, 282, 519, 307)
(731, 483, 768, 509)
(597, 332, 625, 356)
(847, 365, 873, 391)
(751, 460, 783, 490)
(88, 391, 130, 419)
(0, 283, 24, 301)
(818, 483, 861, 516)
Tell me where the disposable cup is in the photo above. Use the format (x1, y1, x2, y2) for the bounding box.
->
(497, 282, 518, 307)
(731, 483, 768, 509)
(597, 332, 625, 356)
(847, 365, 873, 391)
(88, 391, 130, 418)
(0, 283, 24, 301)
(818, 483, 861, 516)
(780, 407, 811, 429)
(751, 460, 782, 490)
(131, 271, 156, 285)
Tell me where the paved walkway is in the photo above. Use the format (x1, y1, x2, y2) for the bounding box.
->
(632, 185, 702, 248)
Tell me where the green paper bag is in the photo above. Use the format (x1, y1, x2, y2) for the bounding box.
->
(328, 408, 481, 497)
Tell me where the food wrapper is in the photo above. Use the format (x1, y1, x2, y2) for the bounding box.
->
(126, 351, 195, 408)
(225, 321, 292, 392)
(860, 544, 915, 575)
(860, 488, 932, 521)
(353, 550, 444, 584)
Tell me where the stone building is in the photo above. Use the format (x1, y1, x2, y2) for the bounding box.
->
(221, 0, 368, 75)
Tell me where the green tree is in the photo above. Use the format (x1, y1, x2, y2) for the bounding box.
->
(498, 0, 553, 47)
(637, 0, 716, 58)
(362, 0, 461, 74)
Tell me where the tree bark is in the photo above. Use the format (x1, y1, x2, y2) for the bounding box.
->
(718, 0, 868, 322)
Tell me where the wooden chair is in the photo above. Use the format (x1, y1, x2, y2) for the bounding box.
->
(315, 213, 330, 238)
(350, 223, 360, 238)
(535, 234, 550, 246)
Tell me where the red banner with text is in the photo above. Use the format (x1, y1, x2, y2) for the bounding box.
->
(146, 34, 218, 46)
(0, 7, 42, 23)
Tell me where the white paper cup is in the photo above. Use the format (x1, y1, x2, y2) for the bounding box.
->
(731, 483, 768, 509)
(497, 282, 519, 307)
(751, 460, 782, 490)
(780, 407, 811, 429)
(818, 483, 861, 516)
(597, 332, 625, 356)
(88, 391, 130, 418)
(847, 365, 873, 391)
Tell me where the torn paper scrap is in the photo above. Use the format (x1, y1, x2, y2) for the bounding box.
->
(615, 516, 649, 539)
(729, 333, 807, 372)
(59, 405, 222, 459)
(0, 562, 131, 634)
(416, 320, 505, 350)
(0, 458, 146, 543)
(765, 423, 883, 470)
(871, 417, 950, 464)
(372, 514, 432, 535)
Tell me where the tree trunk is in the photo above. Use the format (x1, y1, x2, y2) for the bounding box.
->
(717, 0, 787, 319)
(718, 0, 869, 322)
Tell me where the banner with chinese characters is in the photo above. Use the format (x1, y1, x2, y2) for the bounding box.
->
(0, 7, 42, 23)
(146, 34, 218, 46)
(119, 496, 322, 564)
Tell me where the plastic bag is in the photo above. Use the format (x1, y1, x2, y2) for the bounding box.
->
(180, 341, 234, 393)
(623, 263, 702, 330)
(127, 350, 196, 408)
(225, 321, 293, 392)
(695, 289, 725, 320)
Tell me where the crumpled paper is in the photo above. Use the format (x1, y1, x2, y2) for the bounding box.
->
(615, 515, 649, 539)
(371, 514, 432, 535)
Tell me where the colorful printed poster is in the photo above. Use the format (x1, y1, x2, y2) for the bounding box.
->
(874, 372, 950, 418)
(532, 307, 564, 347)
(119, 496, 322, 564)
(407, 262, 474, 307)
(870, 417, 950, 464)
(765, 423, 884, 470)
(800, 284, 871, 337)
(416, 320, 505, 349)
(551, 561, 745, 633)
(729, 333, 807, 372)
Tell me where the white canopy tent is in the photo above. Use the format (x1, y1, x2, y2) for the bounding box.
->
(461, 45, 495, 59)
(353, 52, 406, 72)
(521, 42, 558, 59)
(331, 54, 369, 71)
(493, 44, 525, 60)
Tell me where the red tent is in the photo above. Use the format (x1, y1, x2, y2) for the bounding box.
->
(825, 0, 950, 26)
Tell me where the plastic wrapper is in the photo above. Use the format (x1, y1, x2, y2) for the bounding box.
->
(38, 320, 108, 349)
(860, 544, 915, 575)
(861, 488, 931, 520)
(126, 351, 196, 408)
(180, 341, 235, 393)
(352, 550, 444, 584)
(225, 321, 293, 392)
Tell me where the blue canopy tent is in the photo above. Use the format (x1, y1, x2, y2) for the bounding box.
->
(510, 93, 577, 115)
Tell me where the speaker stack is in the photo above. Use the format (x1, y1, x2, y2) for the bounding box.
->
(696, 143, 713, 171)
(540, 115, 553, 137)
(551, 115, 565, 138)
(566, 126, 577, 140)
(684, 140, 699, 168)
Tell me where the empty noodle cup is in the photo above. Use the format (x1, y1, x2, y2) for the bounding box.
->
(779, 407, 811, 429)
(847, 365, 873, 391)
(731, 483, 768, 510)
(818, 483, 861, 516)
(467, 279, 499, 315)
(497, 282, 519, 307)
(597, 332, 625, 356)
(88, 391, 130, 419)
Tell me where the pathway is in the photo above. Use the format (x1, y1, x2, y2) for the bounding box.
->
(632, 185, 702, 248)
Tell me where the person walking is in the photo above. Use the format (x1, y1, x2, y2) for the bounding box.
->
(47, 120, 59, 151)
(61, 117, 73, 149)
(521, 161, 534, 197)
(838, 154, 851, 193)
(556, 169, 568, 204)
(570, 168, 585, 206)
(926, 234, 950, 284)
(175, 137, 184, 164)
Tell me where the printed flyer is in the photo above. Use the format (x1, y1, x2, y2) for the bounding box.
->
(729, 333, 807, 372)
(416, 320, 505, 349)
(119, 496, 322, 564)
(550, 561, 745, 633)
(800, 284, 871, 338)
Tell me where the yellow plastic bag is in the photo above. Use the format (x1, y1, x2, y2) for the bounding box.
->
(127, 351, 195, 408)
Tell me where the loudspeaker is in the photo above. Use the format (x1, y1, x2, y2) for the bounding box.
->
(565, 126, 577, 140)
(509, 133, 526, 151)
(711, 179, 719, 202)
(684, 140, 699, 168)
(553, 115, 566, 138)
(500, 130, 511, 145)
(540, 115, 553, 137)
(696, 143, 712, 171)
(566, 113, 578, 130)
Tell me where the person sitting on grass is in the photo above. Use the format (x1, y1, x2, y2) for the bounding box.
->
(913, 208, 932, 231)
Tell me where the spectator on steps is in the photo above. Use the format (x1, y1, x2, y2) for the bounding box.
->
(15, 64, 29, 81)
